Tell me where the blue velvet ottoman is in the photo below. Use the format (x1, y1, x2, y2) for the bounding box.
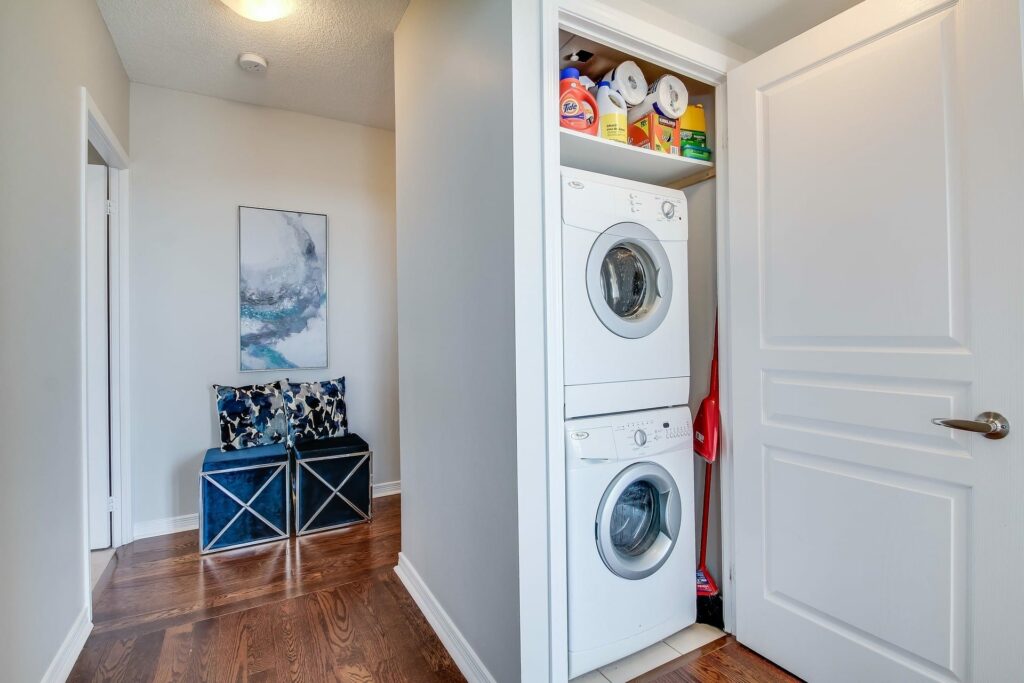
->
(292, 434, 372, 536)
(200, 443, 290, 553)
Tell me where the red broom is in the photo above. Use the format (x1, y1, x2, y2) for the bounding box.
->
(693, 317, 720, 599)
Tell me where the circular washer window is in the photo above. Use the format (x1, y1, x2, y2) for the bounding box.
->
(609, 479, 662, 557)
(587, 223, 673, 339)
(597, 462, 681, 580)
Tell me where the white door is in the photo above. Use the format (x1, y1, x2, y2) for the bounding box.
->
(726, 0, 1024, 680)
(86, 164, 111, 550)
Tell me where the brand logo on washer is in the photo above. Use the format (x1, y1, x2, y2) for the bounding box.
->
(568, 180, 584, 189)
(570, 431, 589, 440)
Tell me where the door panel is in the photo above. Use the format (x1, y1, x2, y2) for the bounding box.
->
(727, 0, 1024, 680)
(765, 446, 966, 671)
(760, 10, 962, 348)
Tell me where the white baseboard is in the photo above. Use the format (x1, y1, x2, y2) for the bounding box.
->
(131, 481, 400, 540)
(41, 604, 92, 683)
(133, 513, 198, 540)
(394, 553, 496, 683)
(373, 480, 401, 497)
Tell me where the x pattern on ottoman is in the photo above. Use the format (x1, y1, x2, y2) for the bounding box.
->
(200, 444, 291, 554)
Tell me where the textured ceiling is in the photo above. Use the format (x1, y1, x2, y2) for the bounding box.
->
(97, 0, 409, 130)
(642, 0, 862, 55)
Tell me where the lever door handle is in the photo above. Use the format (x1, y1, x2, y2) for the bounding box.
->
(931, 411, 1009, 440)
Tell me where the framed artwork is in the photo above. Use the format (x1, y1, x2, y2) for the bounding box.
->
(238, 206, 328, 371)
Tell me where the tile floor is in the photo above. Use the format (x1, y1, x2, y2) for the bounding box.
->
(571, 623, 726, 683)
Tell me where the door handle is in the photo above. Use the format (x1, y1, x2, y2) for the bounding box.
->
(931, 412, 1010, 440)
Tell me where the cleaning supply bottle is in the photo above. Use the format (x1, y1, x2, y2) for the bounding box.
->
(593, 81, 627, 143)
(559, 68, 599, 136)
(679, 104, 712, 161)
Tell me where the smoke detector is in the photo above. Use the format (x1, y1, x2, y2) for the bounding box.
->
(238, 52, 268, 73)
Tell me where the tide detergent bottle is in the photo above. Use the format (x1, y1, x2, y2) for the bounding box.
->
(559, 68, 599, 136)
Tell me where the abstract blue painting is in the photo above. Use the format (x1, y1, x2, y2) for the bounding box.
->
(239, 207, 328, 371)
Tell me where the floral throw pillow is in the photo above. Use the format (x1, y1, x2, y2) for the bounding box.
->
(283, 377, 347, 443)
(214, 380, 288, 451)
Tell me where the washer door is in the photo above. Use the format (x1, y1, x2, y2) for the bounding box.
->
(586, 222, 673, 339)
(597, 461, 681, 580)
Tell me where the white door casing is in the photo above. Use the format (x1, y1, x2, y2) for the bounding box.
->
(727, 0, 1024, 681)
(86, 163, 111, 550)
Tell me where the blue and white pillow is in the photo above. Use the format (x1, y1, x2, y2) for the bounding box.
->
(283, 377, 347, 443)
(214, 380, 288, 451)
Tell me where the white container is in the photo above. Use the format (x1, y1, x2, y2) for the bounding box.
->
(593, 81, 627, 143)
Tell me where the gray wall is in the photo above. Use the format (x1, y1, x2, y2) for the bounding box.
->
(394, 0, 521, 680)
(0, 1, 129, 680)
(685, 178, 723, 587)
(129, 84, 399, 529)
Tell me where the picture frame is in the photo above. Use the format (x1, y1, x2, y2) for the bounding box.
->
(238, 206, 329, 371)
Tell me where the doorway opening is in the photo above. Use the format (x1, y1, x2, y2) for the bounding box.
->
(81, 88, 131, 615)
(85, 142, 113, 586)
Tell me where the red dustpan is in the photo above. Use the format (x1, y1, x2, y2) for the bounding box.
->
(693, 318, 720, 598)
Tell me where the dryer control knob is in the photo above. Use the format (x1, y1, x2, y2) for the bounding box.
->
(661, 200, 676, 219)
(634, 429, 647, 446)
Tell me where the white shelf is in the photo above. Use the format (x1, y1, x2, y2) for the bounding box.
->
(559, 128, 713, 187)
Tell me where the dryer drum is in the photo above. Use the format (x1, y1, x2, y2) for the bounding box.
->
(600, 244, 654, 319)
(586, 222, 674, 340)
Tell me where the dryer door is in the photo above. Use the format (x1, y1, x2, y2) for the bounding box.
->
(597, 461, 681, 580)
(587, 222, 673, 339)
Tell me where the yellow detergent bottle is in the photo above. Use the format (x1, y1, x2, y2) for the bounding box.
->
(594, 81, 627, 143)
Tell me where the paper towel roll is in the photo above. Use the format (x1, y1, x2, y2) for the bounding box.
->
(602, 61, 648, 107)
(628, 74, 688, 121)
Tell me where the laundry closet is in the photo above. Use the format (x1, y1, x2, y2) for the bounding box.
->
(554, 17, 724, 680)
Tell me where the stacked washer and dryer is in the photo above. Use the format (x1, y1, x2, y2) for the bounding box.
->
(562, 167, 697, 677)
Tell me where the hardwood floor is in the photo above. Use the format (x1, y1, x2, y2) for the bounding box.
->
(71, 495, 463, 681)
(73, 494, 797, 682)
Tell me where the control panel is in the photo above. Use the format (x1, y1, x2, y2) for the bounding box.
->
(626, 190, 684, 224)
(612, 411, 691, 460)
(561, 169, 688, 241)
(565, 406, 691, 464)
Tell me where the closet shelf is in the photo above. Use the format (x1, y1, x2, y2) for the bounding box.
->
(560, 129, 713, 187)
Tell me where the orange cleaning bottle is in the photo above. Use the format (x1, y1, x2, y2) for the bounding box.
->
(559, 68, 599, 136)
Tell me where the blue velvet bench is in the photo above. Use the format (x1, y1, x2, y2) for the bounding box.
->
(292, 433, 372, 536)
(200, 443, 290, 554)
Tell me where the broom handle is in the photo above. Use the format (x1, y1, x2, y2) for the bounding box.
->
(699, 460, 713, 567)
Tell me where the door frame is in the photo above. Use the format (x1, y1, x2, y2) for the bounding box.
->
(539, 2, 745, 679)
(79, 88, 132, 605)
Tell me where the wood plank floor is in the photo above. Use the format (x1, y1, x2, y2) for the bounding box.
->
(72, 495, 463, 681)
(73, 494, 797, 682)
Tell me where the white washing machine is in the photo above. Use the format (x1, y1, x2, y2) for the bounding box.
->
(562, 167, 690, 419)
(567, 406, 696, 678)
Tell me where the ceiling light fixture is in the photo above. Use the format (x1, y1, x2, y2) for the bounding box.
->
(220, 0, 296, 22)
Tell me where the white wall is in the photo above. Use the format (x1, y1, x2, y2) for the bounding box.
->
(394, 0, 523, 680)
(0, 1, 129, 680)
(129, 84, 398, 529)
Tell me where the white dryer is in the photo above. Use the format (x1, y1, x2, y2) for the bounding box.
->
(562, 167, 690, 418)
(567, 406, 696, 678)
